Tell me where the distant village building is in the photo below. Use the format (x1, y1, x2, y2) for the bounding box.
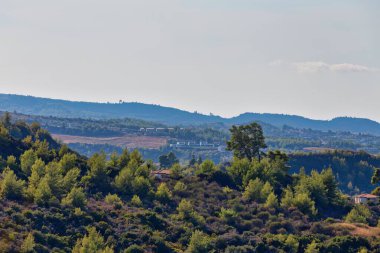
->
(354, 194, 379, 204)
(150, 169, 171, 179)
(139, 127, 181, 132)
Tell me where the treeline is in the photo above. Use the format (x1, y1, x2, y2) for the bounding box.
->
(1, 111, 165, 137)
(1, 119, 380, 252)
(289, 150, 380, 194)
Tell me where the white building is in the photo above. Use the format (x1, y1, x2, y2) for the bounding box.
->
(354, 194, 379, 204)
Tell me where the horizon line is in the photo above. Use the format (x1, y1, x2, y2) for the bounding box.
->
(1, 92, 379, 124)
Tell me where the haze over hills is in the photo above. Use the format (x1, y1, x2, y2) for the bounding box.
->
(1, 93, 380, 136)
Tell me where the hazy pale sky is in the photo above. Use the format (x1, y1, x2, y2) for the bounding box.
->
(0, 0, 379, 120)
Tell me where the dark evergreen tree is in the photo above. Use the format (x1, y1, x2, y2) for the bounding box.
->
(226, 123, 267, 161)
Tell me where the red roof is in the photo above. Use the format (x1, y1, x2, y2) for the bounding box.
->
(356, 194, 379, 199)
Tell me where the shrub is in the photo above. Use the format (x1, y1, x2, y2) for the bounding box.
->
(124, 244, 144, 253)
(61, 187, 87, 208)
(304, 240, 319, 253)
(223, 186, 233, 194)
(105, 193, 123, 209)
(345, 205, 371, 224)
(186, 230, 212, 253)
(174, 181, 187, 195)
(219, 207, 237, 225)
(131, 195, 142, 207)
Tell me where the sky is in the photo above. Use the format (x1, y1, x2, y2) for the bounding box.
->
(0, 0, 379, 121)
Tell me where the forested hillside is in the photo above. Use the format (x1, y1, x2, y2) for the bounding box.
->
(289, 151, 380, 195)
(2, 94, 380, 135)
(1, 119, 380, 252)
(2, 111, 380, 194)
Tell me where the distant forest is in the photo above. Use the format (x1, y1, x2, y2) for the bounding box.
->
(1, 94, 380, 135)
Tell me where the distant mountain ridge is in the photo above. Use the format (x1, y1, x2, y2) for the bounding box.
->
(1, 93, 380, 135)
(229, 113, 380, 135)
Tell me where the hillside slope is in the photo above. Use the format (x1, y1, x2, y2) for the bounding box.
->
(1, 121, 380, 252)
(1, 94, 380, 135)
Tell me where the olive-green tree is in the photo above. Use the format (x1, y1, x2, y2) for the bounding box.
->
(226, 123, 267, 161)
(0, 168, 25, 200)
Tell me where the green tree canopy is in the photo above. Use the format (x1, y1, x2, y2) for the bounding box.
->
(226, 123, 267, 161)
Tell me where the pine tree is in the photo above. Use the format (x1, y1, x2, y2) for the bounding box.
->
(0, 168, 25, 200)
(226, 123, 267, 161)
(86, 152, 110, 192)
(305, 240, 319, 253)
(265, 192, 278, 209)
(131, 195, 142, 207)
(261, 182, 274, 201)
(27, 159, 45, 197)
(20, 232, 35, 253)
(114, 167, 133, 195)
(34, 177, 53, 206)
(243, 178, 264, 201)
(72, 227, 113, 253)
(105, 193, 123, 209)
(20, 149, 37, 176)
(62, 187, 87, 208)
(62, 168, 81, 192)
(196, 160, 217, 176)
(281, 187, 294, 209)
(186, 230, 212, 253)
(156, 182, 172, 202)
(2, 112, 11, 129)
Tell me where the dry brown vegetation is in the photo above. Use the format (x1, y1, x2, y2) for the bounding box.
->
(331, 222, 380, 237)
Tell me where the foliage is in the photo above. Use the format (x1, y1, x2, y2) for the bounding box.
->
(219, 207, 237, 224)
(196, 159, 218, 176)
(0, 121, 379, 253)
(305, 240, 319, 253)
(174, 181, 187, 195)
(20, 149, 37, 176)
(242, 178, 264, 201)
(104, 193, 123, 209)
(156, 182, 172, 202)
(186, 230, 212, 253)
(226, 122, 267, 161)
(345, 205, 372, 224)
(72, 227, 113, 253)
(159, 152, 179, 168)
(131, 194, 143, 207)
(0, 168, 25, 200)
(265, 192, 279, 209)
(20, 232, 35, 253)
(61, 187, 87, 208)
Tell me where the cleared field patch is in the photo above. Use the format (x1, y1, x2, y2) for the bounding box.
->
(331, 222, 380, 237)
(52, 134, 167, 149)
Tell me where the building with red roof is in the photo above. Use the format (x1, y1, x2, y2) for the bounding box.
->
(354, 194, 379, 204)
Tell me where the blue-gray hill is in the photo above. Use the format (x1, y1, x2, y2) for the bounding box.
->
(1, 93, 380, 135)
